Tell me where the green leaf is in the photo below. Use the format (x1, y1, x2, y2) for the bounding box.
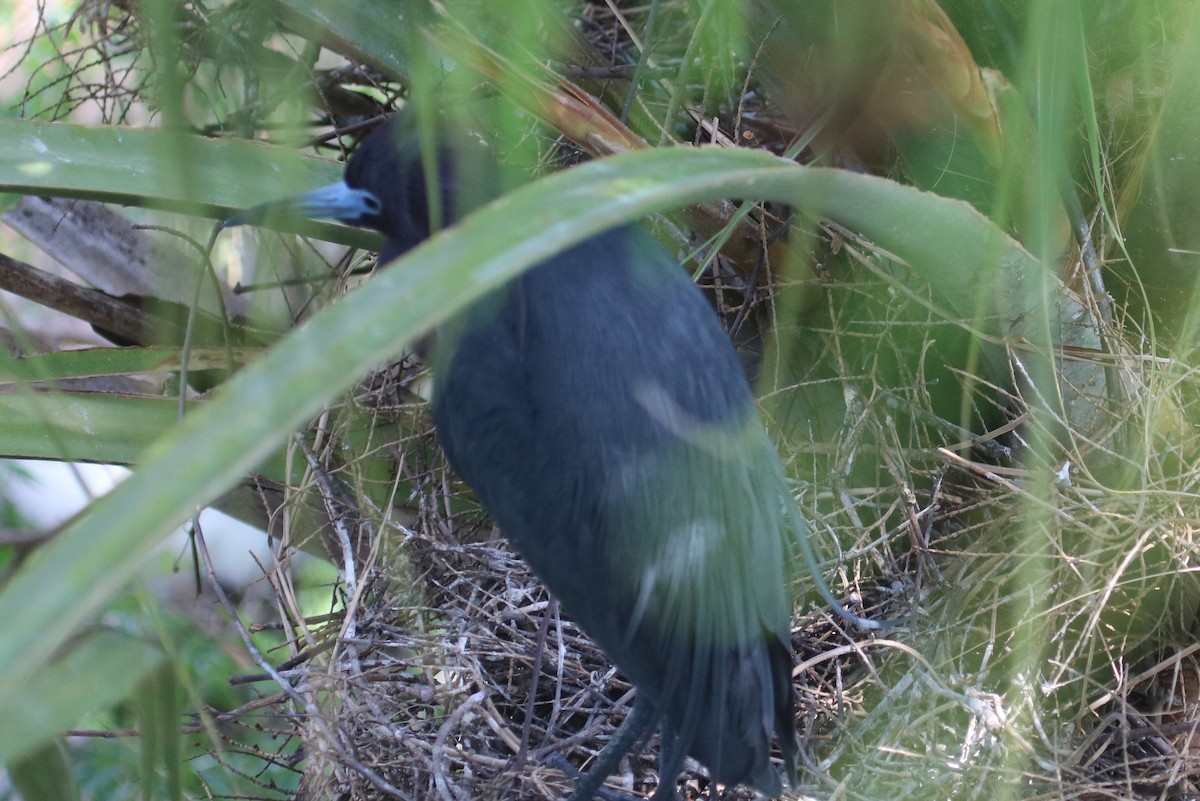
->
(1119, 7, 1200, 339)
(0, 346, 254, 385)
(274, 0, 409, 80)
(0, 385, 298, 484)
(0, 390, 181, 464)
(0, 630, 165, 766)
(136, 663, 182, 801)
(7, 741, 80, 801)
(0, 145, 1063, 714)
(0, 118, 377, 248)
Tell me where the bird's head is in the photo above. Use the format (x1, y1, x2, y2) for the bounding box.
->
(228, 112, 494, 264)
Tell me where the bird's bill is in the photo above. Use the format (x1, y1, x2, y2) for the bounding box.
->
(223, 181, 381, 228)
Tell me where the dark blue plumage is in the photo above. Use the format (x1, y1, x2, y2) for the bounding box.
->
(433, 224, 797, 793)
(235, 113, 879, 799)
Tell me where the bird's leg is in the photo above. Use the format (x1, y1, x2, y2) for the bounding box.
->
(650, 725, 684, 801)
(544, 756, 645, 801)
(562, 695, 659, 801)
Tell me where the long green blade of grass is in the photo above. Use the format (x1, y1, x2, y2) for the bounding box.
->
(0, 143, 1054, 712)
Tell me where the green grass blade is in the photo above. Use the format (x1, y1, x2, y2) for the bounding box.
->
(0, 118, 374, 248)
(0, 145, 1059, 713)
(0, 630, 164, 765)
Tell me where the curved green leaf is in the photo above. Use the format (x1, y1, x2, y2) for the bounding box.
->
(0, 144, 1061, 710)
(0, 391, 180, 464)
(0, 347, 250, 386)
(0, 118, 377, 248)
(0, 630, 164, 765)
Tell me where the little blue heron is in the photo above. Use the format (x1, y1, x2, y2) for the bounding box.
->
(232, 113, 880, 800)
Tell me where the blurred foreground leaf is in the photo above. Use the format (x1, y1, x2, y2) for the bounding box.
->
(0, 629, 164, 766)
(8, 741, 80, 801)
(0, 118, 372, 247)
(0, 143, 1079, 711)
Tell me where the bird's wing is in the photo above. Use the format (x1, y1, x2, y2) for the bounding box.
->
(431, 226, 797, 792)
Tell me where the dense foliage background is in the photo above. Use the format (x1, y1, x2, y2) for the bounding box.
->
(0, 0, 1198, 799)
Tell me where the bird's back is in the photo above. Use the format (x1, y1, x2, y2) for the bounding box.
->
(432, 225, 797, 793)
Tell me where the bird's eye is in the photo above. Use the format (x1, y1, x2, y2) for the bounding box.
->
(361, 192, 383, 217)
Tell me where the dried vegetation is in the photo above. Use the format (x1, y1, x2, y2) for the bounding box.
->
(5, 1, 1200, 799)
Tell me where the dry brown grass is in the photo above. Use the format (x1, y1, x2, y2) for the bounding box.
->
(7, 2, 1200, 799)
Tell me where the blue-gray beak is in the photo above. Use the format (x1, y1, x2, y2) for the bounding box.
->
(223, 181, 382, 229)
